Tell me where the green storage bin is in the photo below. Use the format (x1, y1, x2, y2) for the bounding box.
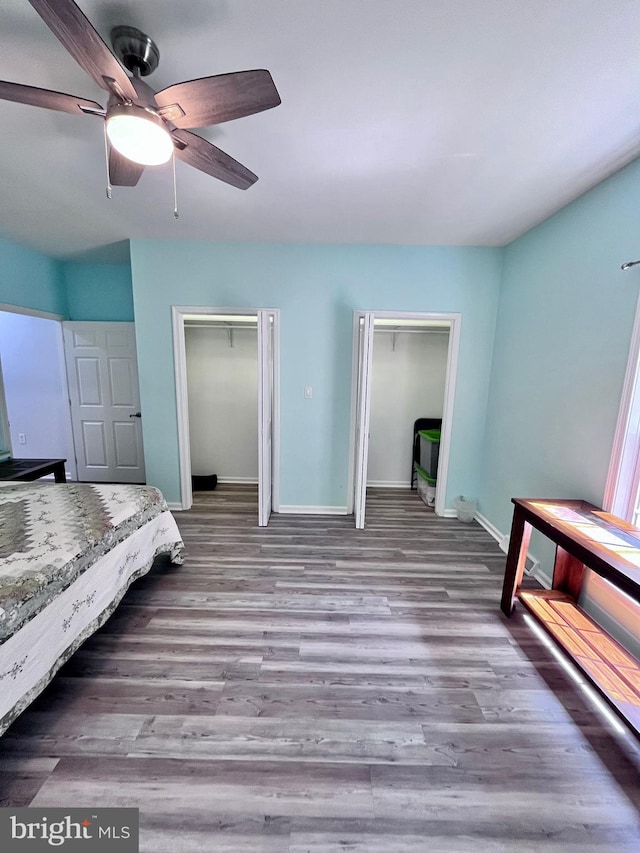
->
(418, 429, 441, 479)
(415, 463, 436, 506)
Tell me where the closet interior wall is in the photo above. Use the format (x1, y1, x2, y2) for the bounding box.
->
(185, 323, 259, 483)
(368, 328, 449, 486)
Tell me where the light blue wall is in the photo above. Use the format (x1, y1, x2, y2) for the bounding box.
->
(480, 156, 640, 550)
(0, 235, 65, 316)
(0, 236, 135, 322)
(7, 150, 639, 524)
(62, 263, 135, 321)
(130, 241, 502, 506)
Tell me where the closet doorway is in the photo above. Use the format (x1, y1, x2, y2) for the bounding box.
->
(172, 307, 279, 526)
(348, 310, 461, 528)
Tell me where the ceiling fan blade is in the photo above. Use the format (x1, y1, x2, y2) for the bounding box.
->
(155, 70, 281, 129)
(172, 129, 258, 189)
(28, 0, 137, 101)
(0, 80, 103, 115)
(108, 148, 144, 187)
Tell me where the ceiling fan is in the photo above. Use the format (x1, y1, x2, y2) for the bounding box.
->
(0, 0, 281, 190)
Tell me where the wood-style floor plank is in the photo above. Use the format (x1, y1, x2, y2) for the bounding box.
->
(1, 485, 640, 851)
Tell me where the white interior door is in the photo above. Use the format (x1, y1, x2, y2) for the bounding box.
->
(63, 322, 145, 483)
(354, 312, 375, 528)
(257, 311, 274, 526)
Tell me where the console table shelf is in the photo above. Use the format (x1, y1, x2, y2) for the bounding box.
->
(518, 589, 640, 734)
(501, 497, 640, 737)
(0, 458, 66, 483)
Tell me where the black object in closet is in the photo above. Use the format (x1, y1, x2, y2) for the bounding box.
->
(411, 418, 442, 489)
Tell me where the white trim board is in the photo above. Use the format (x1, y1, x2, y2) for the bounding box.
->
(530, 565, 552, 588)
(603, 285, 640, 519)
(474, 511, 504, 546)
(277, 506, 348, 515)
(475, 511, 544, 583)
(0, 355, 11, 457)
(0, 303, 64, 321)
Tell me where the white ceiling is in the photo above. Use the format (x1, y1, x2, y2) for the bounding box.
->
(1, 0, 639, 261)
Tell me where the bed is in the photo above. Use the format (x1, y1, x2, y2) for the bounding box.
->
(0, 480, 183, 735)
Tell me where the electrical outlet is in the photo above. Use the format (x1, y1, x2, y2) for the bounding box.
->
(18, 433, 26, 444)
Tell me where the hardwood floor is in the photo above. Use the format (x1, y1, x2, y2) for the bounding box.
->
(1, 485, 640, 851)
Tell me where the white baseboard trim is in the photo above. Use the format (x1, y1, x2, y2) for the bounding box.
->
(277, 505, 349, 516)
(167, 502, 184, 512)
(442, 508, 482, 521)
(216, 477, 258, 485)
(530, 565, 551, 588)
(475, 510, 544, 582)
(475, 511, 503, 545)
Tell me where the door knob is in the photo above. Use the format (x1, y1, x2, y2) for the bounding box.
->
(129, 412, 142, 418)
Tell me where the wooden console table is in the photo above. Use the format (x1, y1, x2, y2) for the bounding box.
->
(0, 458, 66, 483)
(501, 498, 640, 735)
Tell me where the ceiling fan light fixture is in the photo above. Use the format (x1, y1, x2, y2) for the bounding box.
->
(106, 104, 173, 166)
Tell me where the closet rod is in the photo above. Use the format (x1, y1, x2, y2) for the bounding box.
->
(184, 323, 257, 330)
(375, 328, 449, 335)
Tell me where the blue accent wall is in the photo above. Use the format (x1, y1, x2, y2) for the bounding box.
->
(0, 235, 66, 316)
(480, 156, 640, 549)
(0, 238, 135, 323)
(62, 263, 135, 321)
(130, 240, 502, 506)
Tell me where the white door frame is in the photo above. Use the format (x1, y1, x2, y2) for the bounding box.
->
(257, 311, 274, 527)
(353, 312, 375, 528)
(347, 310, 462, 518)
(172, 305, 280, 513)
(604, 287, 640, 520)
(0, 353, 12, 460)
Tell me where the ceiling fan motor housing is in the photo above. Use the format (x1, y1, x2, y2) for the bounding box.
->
(111, 25, 160, 78)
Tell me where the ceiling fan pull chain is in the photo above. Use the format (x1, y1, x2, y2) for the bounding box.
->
(172, 150, 179, 219)
(103, 122, 112, 199)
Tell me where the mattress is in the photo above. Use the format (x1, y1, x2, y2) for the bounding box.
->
(0, 481, 181, 642)
(0, 481, 184, 734)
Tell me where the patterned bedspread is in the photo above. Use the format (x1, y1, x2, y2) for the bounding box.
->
(0, 482, 183, 643)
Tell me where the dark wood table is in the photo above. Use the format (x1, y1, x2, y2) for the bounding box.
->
(0, 458, 66, 483)
(501, 498, 640, 615)
(500, 497, 640, 735)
